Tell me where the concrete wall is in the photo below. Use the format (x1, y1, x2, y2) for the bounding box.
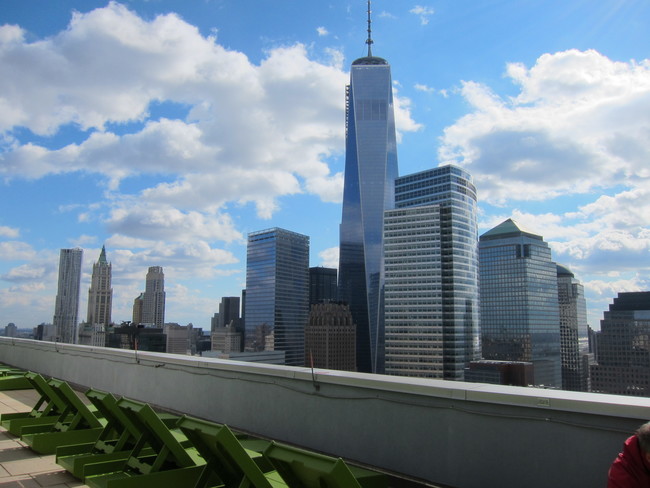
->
(1, 337, 648, 488)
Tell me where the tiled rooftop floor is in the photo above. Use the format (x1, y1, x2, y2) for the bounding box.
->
(0, 388, 88, 488)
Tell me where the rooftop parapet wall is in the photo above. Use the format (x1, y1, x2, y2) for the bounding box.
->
(0, 337, 647, 488)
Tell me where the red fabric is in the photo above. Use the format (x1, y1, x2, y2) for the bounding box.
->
(608, 435, 650, 488)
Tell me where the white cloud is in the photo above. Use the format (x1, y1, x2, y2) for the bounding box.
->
(409, 6, 435, 25)
(0, 241, 37, 261)
(414, 83, 434, 93)
(0, 226, 19, 238)
(441, 50, 650, 203)
(316, 26, 328, 37)
(1, 3, 421, 215)
(318, 246, 339, 269)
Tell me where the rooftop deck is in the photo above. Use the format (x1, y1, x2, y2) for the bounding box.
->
(0, 337, 647, 488)
(0, 387, 88, 487)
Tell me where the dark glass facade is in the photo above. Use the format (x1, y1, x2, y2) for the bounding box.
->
(309, 267, 338, 305)
(479, 219, 562, 387)
(245, 228, 309, 366)
(591, 292, 650, 396)
(384, 165, 480, 380)
(338, 55, 398, 374)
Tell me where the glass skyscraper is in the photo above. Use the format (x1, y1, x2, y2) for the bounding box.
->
(338, 37, 398, 374)
(556, 264, 590, 391)
(479, 219, 562, 387)
(591, 292, 650, 396)
(245, 228, 310, 366)
(384, 165, 480, 380)
(53, 248, 83, 344)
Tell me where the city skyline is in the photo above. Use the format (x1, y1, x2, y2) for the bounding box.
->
(1, 1, 649, 330)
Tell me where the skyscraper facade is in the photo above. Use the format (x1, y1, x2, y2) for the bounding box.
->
(384, 165, 480, 379)
(142, 266, 165, 328)
(591, 291, 650, 397)
(479, 219, 562, 387)
(218, 296, 241, 328)
(305, 302, 356, 372)
(245, 228, 309, 366)
(309, 267, 338, 305)
(338, 24, 398, 374)
(53, 248, 83, 344)
(556, 264, 590, 391)
(86, 245, 112, 327)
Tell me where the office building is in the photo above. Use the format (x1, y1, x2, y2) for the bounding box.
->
(338, 15, 398, 374)
(106, 323, 166, 352)
(384, 165, 480, 380)
(465, 360, 534, 386)
(245, 228, 309, 366)
(132, 293, 144, 325)
(309, 267, 338, 305)
(52, 248, 83, 344)
(164, 323, 190, 355)
(141, 266, 165, 328)
(77, 322, 106, 347)
(557, 264, 590, 391)
(305, 302, 356, 371)
(4, 323, 17, 337)
(591, 291, 650, 397)
(218, 296, 241, 329)
(86, 245, 112, 328)
(479, 219, 561, 387)
(211, 325, 242, 354)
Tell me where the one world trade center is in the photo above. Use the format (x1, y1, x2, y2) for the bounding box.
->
(338, 2, 398, 374)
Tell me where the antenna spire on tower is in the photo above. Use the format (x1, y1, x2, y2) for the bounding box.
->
(366, 0, 373, 57)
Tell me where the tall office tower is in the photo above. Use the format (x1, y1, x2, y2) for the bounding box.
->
(309, 267, 338, 305)
(479, 219, 562, 387)
(338, 7, 398, 374)
(305, 302, 356, 371)
(384, 165, 480, 380)
(132, 293, 144, 325)
(557, 264, 590, 391)
(86, 246, 112, 327)
(142, 266, 165, 328)
(245, 228, 309, 366)
(52, 248, 83, 343)
(218, 297, 241, 328)
(591, 292, 650, 397)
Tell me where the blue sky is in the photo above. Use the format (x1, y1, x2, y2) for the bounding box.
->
(1, 0, 649, 331)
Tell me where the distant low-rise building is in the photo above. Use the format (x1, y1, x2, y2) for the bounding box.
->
(465, 360, 534, 386)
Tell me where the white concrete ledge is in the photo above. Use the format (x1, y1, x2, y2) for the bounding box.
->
(1, 337, 647, 488)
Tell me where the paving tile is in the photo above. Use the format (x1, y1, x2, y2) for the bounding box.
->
(0, 474, 42, 487)
(31, 471, 78, 487)
(2, 455, 63, 477)
(0, 447, 34, 464)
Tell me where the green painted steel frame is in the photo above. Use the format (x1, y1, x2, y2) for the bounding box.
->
(177, 416, 282, 488)
(83, 397, 206, 488)
(0, 372, 69, 435)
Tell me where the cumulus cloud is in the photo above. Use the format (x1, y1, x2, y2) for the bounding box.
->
(0, 226, 19, 238)
(318, 246, 339, 269)
(0, 241, 37, 261)
(316, 26, 328, 37)
(409, 6, 435, 25)
(0, 3, 420, 216)
(440, 49, 650, 203)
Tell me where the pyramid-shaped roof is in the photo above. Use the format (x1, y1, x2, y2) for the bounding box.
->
(480, 218, 543, 242)
(98, 245, 108, 264)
